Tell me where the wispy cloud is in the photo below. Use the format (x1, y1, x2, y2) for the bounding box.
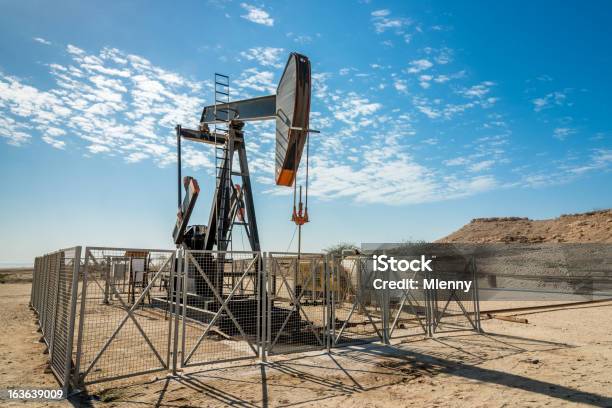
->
(33, 37, 51, 45)
(553, 127, 576, 140)
(458, 81, 495, 99)
(286, 32, 314, 44)
(0, 45, 207, 167)
(2, 37, 608, 208)
(469, 160, 495, 172)
(333, 92, 382, 124)
(240, 47, 284, 68)
(240, 3, 274, 26)
(393, 79, 408, 93)
(407, 59, 433, 74)
(532, 91, 567, 112)
(371, 9, 412, 34)
(234, 67, 276, 94)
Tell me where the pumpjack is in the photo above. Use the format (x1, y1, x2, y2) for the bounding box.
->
(171, 54, 312, 334)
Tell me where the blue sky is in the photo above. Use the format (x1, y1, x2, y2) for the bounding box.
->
(1, 0, 611, 264)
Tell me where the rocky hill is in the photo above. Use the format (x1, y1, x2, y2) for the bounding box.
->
(438, 209, 612, 243)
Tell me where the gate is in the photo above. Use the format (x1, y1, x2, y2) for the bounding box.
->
(180, 250, 262, 367)
(74, 247, 175, 385)
(266, 253, 329, 355)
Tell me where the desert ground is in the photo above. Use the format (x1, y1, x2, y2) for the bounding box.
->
(1, 269, 611, 408)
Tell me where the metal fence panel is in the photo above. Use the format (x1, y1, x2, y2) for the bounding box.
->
(43, 253, 59, 345)
(28, 248, 82, 390)
(387, 266, 430, 340)
(430, 256, 481, 334)
(266, 253, 329, 356)
(180, 250, 261, 367)
(50, 248, 81, 387)
(331, 255, 385, 346)
(74, 247, 175, 385)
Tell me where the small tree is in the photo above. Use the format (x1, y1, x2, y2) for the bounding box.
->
(323, 242, 359, 257)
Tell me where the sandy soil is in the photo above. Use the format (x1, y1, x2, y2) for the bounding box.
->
(0, 267, 33, 284)
(1, 280, 611, 407)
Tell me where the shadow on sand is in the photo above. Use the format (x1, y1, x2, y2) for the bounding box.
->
(71, 332, 611, 407)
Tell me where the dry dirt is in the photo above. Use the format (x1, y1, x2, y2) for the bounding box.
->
(1, 277, 611, 407)
(438, 209, 612, 244)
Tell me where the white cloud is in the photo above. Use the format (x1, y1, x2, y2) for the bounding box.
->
(240, 47, 284, 68)
(416, 105, 440, 119)
(407, 59, 433, 74)
(0, 45, 205, 169)
(2, 41, 605, 207)
(240, 3, 274, 26)
(459, 81, 495, 99)
(469, 160, 495, 172)
(532, 91, 567, 112)
(553, 127, 576, 140)
(444, 157, 469, 166)
(393, 79, 408, 93)
(371, 9, 390, 17)
(371, 9, 411, 34)
(0, 116, 31, 146)
(66, 44, 85, 55)
(235, 68, 276, 93)
(286, 32, 313, 44)
(42, 135, 66, 149)
(333, 93, 382, 124)
(434, 47, 453, 64)
(33, 37, 51, 45)
(126, 151, 148, 163)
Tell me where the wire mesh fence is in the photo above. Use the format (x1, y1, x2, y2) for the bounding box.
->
(30, 247, 482, 390)
(330, 255, 386, 346)
(74, 247, 175, 385)
(430, 256, 481, 334)
(29, 247, 81, 390)
(180, 250, 262, 367)
(387, 263, 431, 340)
(266, 253, 329, 355)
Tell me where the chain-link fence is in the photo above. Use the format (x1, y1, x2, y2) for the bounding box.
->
(29, 247, 82, 391)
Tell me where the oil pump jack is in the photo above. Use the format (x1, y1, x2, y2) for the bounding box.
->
(171, 53, 313, 327)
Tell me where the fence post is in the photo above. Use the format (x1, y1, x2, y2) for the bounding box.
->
(382, 265, 390, 345)
(180, 250, 188, 367)
(425, 268, 433, 337)
(259, 252, 267, 363)
(267, 253, 273, 360)
(471, 256, 483, 333)
(171, 250, 181, 375)
(323, 255, 329, 352)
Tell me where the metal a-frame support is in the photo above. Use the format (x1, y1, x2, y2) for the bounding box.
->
(175, 122, 261, 254)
